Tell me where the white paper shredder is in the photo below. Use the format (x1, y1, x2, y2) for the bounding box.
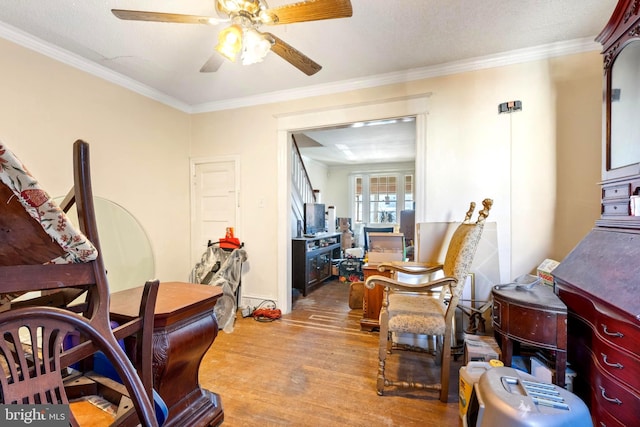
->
(466, 367, 592, 427)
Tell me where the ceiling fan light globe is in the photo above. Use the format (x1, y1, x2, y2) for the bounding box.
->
(241, 29, 271, 65)
(215, 24, 243, 62)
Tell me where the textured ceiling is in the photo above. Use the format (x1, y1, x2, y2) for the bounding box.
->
(0, 0, 617, 164)
(0, 0, 616, 110)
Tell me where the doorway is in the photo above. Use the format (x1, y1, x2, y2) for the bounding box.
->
(276, 94, 431, 313)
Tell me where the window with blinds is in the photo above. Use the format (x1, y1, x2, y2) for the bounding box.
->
(352, 172, 413, 225)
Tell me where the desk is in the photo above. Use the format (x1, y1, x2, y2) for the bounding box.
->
(492, 284, 567, 387)
(110, 282, 224, 427)
(360, 265, 390, 331)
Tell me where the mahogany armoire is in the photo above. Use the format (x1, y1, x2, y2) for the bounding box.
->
(553, 1, 640, 426)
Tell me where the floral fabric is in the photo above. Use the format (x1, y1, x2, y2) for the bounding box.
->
(442, 222, 485, 299)
(388, 293, 446, 335)
(0, 143, 98, 264)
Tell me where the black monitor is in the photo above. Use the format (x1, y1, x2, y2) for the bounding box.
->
(304, 203, 326, 235)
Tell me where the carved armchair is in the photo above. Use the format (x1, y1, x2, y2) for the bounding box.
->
(365, 199, 492, 402)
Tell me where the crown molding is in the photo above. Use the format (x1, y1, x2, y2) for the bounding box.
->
(192, 37, 601, 113)
(1, 19, 600, 115)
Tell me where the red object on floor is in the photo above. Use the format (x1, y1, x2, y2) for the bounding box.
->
(253, 308, 281, 320)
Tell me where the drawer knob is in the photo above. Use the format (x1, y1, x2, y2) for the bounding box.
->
(599, 386, 622, 405)
(601, 353, 623, 369)
(601, 324, 624, 338)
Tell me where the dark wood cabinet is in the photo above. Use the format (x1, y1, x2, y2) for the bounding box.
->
(492, 285, 567, 387)
(553, 3, 640, 425)
(292, 233, 341, 296)
(596, 0, 640, 229)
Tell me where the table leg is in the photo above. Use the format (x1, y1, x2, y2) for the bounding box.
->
(153, 309, 223, 427)
(499, 334, 513, 367)
(555, 352, 566, 388)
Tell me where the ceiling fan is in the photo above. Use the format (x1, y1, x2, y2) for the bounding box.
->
(111, 0, 353, 76)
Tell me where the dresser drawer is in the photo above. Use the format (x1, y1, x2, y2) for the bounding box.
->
(594, 312, 640, 356)
(601, 200, 630, 216)
(593, 332, 640, 391)
(602, 183, 631, 200)
(592, 402, 626, 427)
(557, 286, 596, 323)
(592, 368, 640, 427)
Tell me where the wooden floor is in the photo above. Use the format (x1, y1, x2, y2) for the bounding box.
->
(199, 280, 462, 426)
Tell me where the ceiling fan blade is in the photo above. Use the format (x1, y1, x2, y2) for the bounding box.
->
(264, 0, 353, 25)
(200, 53, 225, 73)
(111, 9, 226, 25)
(264, 33, 322, 76)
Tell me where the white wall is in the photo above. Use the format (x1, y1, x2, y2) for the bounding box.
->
(300, 156, 328, 202)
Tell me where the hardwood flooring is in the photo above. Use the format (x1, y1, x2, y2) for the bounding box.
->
(199, 280, 461, 426)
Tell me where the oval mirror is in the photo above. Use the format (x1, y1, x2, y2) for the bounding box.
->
(610, 40, 640, 170)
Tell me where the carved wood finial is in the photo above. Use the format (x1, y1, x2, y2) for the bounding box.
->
(477, 198, 493, 223)
(463, 202, 476, 222)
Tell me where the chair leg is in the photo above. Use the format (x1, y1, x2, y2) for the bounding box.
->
(439, 330, 452, 403)
(377, 311, 389, 396)
(434, 335, 443, 366)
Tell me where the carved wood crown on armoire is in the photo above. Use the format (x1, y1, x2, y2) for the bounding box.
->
(552, 1, 640, 426)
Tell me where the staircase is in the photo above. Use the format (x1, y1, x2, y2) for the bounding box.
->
(291, 135, 316, 231)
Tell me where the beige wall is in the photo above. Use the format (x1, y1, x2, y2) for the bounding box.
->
(1, 34, 602, 305)
(0, 38, 192, 288)
(192, 51, 602, 307)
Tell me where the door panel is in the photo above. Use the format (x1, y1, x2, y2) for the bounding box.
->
(191, 159, 239, 264)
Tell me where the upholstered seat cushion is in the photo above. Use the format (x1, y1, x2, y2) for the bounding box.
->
(387, 293, 446, 335)
(0, 143, 97, 264)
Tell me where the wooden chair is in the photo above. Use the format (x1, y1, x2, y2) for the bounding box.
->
(365, 199, 492, 402)
(0, 140, 159, 426)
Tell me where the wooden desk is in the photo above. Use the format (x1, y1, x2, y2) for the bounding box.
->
(110, 282, 224, 427)
(360, 265, 390, 331)
(492, 284, 567, 387)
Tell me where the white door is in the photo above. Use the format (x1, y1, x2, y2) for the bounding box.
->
(191, 158, 239, 264)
